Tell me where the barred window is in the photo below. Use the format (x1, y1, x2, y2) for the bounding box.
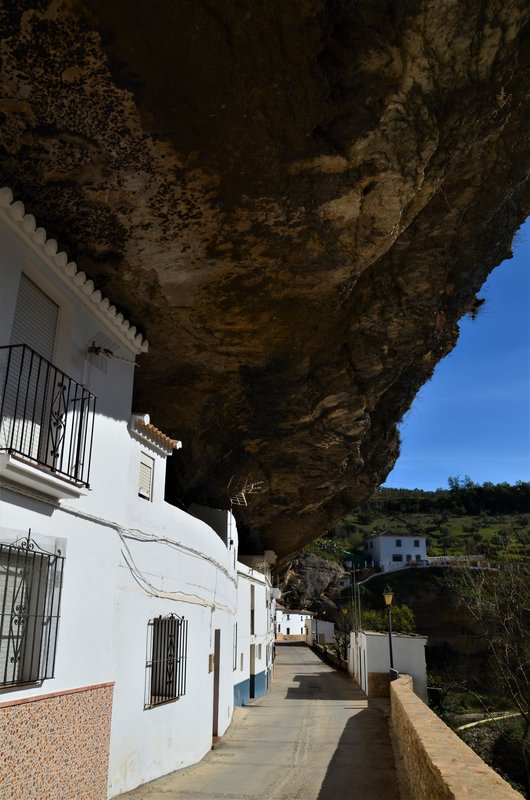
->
(145, 614, 187, 709)
(0, 534, 64, 688)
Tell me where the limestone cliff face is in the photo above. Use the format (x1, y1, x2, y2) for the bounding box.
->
(0, 1, 528, 557)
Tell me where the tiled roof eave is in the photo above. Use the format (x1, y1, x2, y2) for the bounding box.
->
(0, 187, 148, 355)
(129, 414, 181, 456)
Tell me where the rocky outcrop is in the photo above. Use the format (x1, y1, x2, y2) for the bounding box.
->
(278, 552, 344, 615)
(0, 1, 528, 557)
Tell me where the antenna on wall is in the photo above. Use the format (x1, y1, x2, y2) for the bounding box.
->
(227, 475, 265, 507)
(87, 337, 138, 368)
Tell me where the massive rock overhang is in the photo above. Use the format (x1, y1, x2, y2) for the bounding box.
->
(0, 0, 528, 557)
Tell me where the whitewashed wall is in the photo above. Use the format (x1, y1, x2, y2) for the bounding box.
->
(234, 564, 274, 705)
(306, 618, 335, 644)
(349, 630, 428, 700)
(0, 211, 241, 796)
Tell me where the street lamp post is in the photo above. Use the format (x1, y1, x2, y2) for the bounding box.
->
(383, 586, 395, 678)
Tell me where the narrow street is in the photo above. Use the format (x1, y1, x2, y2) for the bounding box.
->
(118, 644, 400, 800)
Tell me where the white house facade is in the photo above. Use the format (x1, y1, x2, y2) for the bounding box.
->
(0, 189, 273, 799)
(275, 608, 313, 640)
(366, 533, 427, 572)
(233, 561, 276, 705)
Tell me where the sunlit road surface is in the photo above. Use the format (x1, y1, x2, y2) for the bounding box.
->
(117, 643, 400, 800)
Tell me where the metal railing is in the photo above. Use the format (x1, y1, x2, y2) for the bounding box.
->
(0, 344, 96, 487)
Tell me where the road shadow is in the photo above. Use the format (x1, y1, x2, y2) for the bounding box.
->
(316, 704, 399, 800)
(285, 669, 364, 701)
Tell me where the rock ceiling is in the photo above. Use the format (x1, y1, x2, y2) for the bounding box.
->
(0, 1, 529, 557)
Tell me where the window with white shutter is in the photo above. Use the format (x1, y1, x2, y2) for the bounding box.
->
(139, 452, 154, 500)
(10, 273, 59, 360)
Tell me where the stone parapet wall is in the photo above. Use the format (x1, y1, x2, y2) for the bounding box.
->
(0, 682, 113, 800)
(390, 676, 523, 799)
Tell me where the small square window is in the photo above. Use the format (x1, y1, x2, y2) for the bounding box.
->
(145, 614, 187, 709)
(139, 452, 154, 500)
(392, 554, 403, 562)
(395, 539, 402, 547)
(414, 539, 420, 547)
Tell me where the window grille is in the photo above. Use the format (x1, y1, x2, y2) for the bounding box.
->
(145, 614, 187, 709)
(0, 532, 64, 688)
(138, 452, 154, 500)
(395, 539, 402, 547)
(392, 554, 403, 562)
(414, 539, 420, 547)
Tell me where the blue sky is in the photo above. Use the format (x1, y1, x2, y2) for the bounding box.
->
(383, 217, 530, 491)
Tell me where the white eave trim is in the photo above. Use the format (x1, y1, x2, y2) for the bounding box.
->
(0, 186, 148, 355)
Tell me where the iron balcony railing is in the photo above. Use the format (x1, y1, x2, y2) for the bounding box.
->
(0, 344, 96, 487)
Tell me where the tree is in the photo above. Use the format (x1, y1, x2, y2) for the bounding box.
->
(361, 605, 416, 634)
(452, 561, 530, 794)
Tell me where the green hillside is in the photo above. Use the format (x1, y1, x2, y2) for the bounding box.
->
(306, 479, 530, 564)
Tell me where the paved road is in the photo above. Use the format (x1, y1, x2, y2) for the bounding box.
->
(118, 644, 400, 800)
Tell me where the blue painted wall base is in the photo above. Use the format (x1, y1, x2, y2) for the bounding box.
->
(234, 669, 269, 706)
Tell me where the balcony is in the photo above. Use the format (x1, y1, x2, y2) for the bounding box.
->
(0, 344, 96, 498)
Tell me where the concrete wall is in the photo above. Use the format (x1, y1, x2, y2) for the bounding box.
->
(349, 631, 428, 701)
(391, 676, 523, 800)
(306, 618, 335, 645)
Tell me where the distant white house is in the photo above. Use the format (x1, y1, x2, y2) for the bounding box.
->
(275, 608, 313, 640)
(365, 533, 427, 572)
(306, 618, 335, 645)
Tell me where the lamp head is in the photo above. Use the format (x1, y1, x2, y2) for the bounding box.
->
(383, 586, 394, 606)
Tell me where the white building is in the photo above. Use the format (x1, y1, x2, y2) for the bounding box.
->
(365, 533, 427, 572)
(233, 561, 276, 705)
(348, 630, 428, 701)
(275, 607, 313, 640)
(306, 618, 335, 645)
(0, 189, 272, 799)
